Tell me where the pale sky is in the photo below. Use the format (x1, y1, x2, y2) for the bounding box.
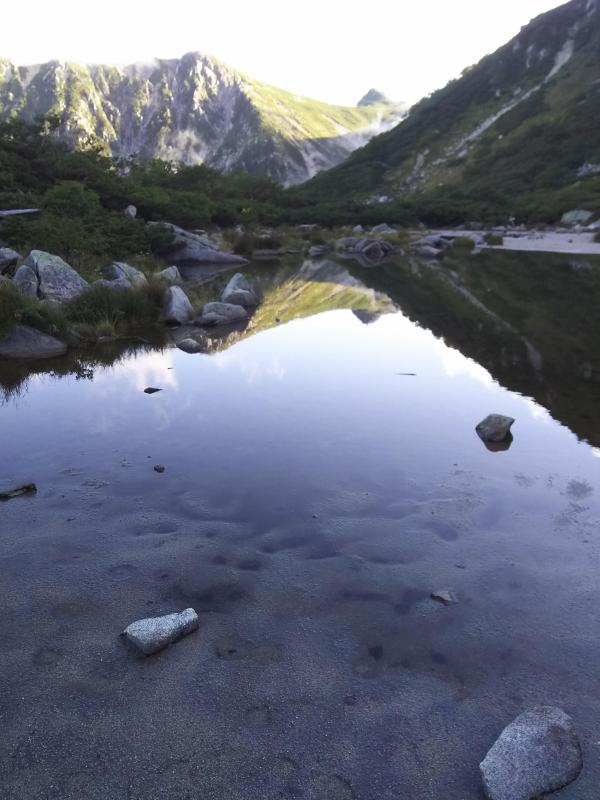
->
(4, 0, 566, 105)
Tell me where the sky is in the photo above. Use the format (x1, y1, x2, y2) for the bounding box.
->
(3, 0, 566, 105)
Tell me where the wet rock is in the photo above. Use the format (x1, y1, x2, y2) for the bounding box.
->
(476, 414, 515, 443)
(13, 264, 39, 296)
(196, 302, 249, 326)
(0, 247, 20, 275)
(0, 482, 37, 500)
(480, 707, 583, 800)
(23, 250, 88, 302)
(123, 608, 198, 655)
(0, 324, 67, 360)
(144, 387, 162, 394)
(104, 262, 148, 287)
(431, 589, 458, 606)
(221, 273, 260, 307)
(177, 338, 204, 354)
(163, 286, 194, 325)
(124, 204, 137, 219)
(155, 266, 183, 284)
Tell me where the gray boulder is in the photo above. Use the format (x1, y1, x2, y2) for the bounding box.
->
(163, 286, 194, 325)
(480, 707, 582, 800)
(0, 324, 67, 360)
(352, 225, 364, 233)
(93, 277, 133, 290)
(197, 302, 249, 326)
(152, 222, 248, 264)
(476, 414, 515, 443)
(371, 223, 396, 235)
(357, 239, 394, 261)
(13, 264, 38, 296)
(561, 209, 594, 226)
(104, 262, 148, 287)
(413, 244, 442, 259)
(123, 608, 199, 656)
(23, 250, 88, 302)
(124, 204, 137, 219)
(221, 273, 260, 307)
(309, 245, 328, 257)
(177, 338, 205, 354)
(0, 247, 20, 275)
(155, 266, 183, 284)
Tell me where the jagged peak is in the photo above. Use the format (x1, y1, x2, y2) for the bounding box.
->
(357, 88, 390, 107)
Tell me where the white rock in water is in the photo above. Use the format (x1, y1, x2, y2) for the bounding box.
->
(123, 608, 199, 655)
(476, 414, 515, 443)
(480, 707, 583, 800)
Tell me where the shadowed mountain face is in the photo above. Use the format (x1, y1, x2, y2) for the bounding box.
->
(306, 0, 600, 218)
(0, 54, 405, 185)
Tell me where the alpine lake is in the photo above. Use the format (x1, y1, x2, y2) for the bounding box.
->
(2, 248, 600, 800)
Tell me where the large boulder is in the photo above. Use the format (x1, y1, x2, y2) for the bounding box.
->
(13, 264, 38, 296)
(476, 414, 515, 443)
(151, 222, 248, 264)
(480, 707, 583, 800)
(221, 273, 260, 307)
(23, 250, 88, 302)
(0, 247, 20, 275)
(196, 302, 249, 326)
(561, 209, 594, 226)
(163, 286, 194, 325)
(0, 324, 67, 360)
(104, 262, 148, 287)
(123, 608, 199, 656)
(177, 338, 205, 354)
(155, 266, 183, 285)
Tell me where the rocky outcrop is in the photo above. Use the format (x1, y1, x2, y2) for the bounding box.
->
(196, 302, 249, 326)
(480, 707, 582, 800)
(221, 273, 260, 307)
(123, 608, 199, 656)
(153, 222, 248, 265)
(104, 262, 148, 287)
(163, 286, 194, 325)
(0, 247, 20, 275)
(0, 324, 67, 360)
(21, 251, 88, 302)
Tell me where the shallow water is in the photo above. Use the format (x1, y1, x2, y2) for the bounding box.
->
(1, 252, 600, 799)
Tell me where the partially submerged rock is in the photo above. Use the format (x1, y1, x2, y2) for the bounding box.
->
(152, 222, 248, 264)
(480, 707, 583, 800)
(163, 286, 194, 325)
(196, 301, 249, 326)
(104, 262, 148, 287)
(0, 247, 20, 275)
(476, 414, 515, 443)
(123, 608, 199, 655)
(221, 273, 260, 307)
(23, 250, 89, 302)
(0, 324, 67, 360)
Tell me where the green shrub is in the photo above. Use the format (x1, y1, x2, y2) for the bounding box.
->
(484, 233, 504, 246)
(452, 236, 476, 251)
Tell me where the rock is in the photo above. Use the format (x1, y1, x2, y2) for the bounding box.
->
(424, 234, 453, 250)
(144, 387, 162, 394)
(221, 273, 260, 307)
(336, 237, 359, 252)
(23, 250, 88, 302)
(352, 225, 364, 233)
(309, 245, 328, 257)
(476, 414, 515, 443)
(196, 302, 249, 326)
(0, 324, 67, 360)
(413, 244, 442, 259)
(480, 707, 583, 800)
(357, 239, 394, 261)
(93, 277, 132, 290)
(177, 338, 205, 354)
(0, 247, 20, 275)
(124, 204, 137, 219)
(12, 264, 39, 296)
(163, 286, 194, 325)
(151, 222, 248, 264)
(431, 590, 458, 606)
(155, 266, 183, 284)
(0, 482, 37, 500)
(123, 608, 198, 655)
(371, 223, 396, 235)
(104, 262, 147, 287)
(561, 209, 594, 226)
(153, 464, 165, 474)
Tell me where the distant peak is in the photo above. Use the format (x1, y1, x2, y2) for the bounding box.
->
(357, 88, 390, 107)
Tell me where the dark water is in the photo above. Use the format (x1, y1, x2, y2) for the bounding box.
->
(1, 251, 600, 799)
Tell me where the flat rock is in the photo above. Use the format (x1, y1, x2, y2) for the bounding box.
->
(221, 273, 260, 307)
(104, 262, 148, 287)
(163, 286, 194, 325)
(480, 707, 583, 800)
(0, 324, 67, 360)
(23, 250, 88, 302)
(196, 301, 249, 326)
(476, 414, 515, 443)
(123, 608, 199, 655)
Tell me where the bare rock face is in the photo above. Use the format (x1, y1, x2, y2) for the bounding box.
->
(221, 273, 260, 307)
(0, 324, 67, 360)
(476, 414, 515, 443)
(22, 250, 89, 302)
(163, 286, 194, 325)
(480, 707, 583, 800)
(123, 608, 199, 656)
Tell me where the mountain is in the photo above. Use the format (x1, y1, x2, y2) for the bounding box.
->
(0, 53, 406, 186)
(358, 89, 391, 107)
(305, 0, 600, 222)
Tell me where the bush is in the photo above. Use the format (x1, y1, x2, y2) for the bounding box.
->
(452, 236, 476, 251)
(484, 233, 504, 246)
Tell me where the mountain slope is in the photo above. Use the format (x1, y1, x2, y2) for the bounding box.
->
(0, 53, 405, 185)
(305, 0, 600, 221)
